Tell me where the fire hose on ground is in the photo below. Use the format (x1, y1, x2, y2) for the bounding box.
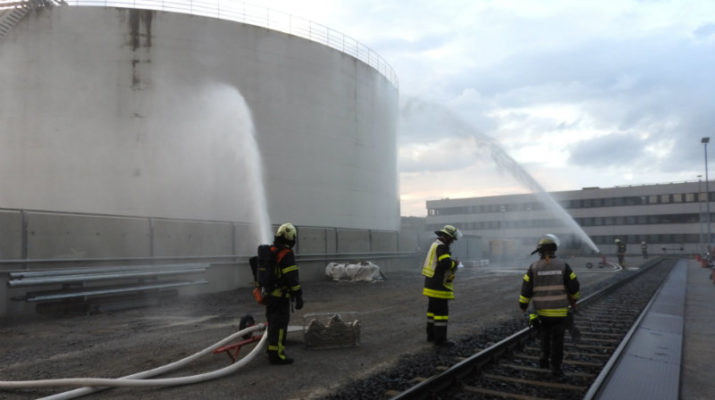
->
(0, 322, 267, 400)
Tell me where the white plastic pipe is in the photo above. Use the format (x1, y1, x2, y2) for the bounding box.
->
(0, 323, 266, 400)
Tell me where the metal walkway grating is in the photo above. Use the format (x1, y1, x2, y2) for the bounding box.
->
(595, 259, 686, 400)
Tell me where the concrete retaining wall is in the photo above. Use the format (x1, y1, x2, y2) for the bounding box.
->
(0, 209, 421, 316)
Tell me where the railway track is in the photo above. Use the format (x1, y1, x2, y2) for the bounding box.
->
(323, 257, 677, 400)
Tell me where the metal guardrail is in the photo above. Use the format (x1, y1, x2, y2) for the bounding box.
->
(7, 262, 211, 302)
(7, 263, 209, 286)
(23, 280, 208, 302)
(5, 0, 398, 87)
(0, 251, 419, 269)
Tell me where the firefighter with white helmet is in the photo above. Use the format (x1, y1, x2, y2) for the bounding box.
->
(422, 224, 461, 346)
(265, 223, 303, 365)
(519, 234, 580, 377)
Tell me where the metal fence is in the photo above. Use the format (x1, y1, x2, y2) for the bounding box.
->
(20, 0, 399, 87)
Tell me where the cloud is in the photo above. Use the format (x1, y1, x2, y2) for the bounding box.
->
(260, 0, 715, 216)
(568, 133, 647, 167)
(398, 137, 484, 173)
(694, 23, 715, 39)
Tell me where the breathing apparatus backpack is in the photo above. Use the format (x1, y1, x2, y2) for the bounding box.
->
(249, 244, 290, 304)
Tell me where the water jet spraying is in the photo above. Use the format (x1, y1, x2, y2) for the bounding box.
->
(401, 98, 600, 254)
(206, 83, 272, 243)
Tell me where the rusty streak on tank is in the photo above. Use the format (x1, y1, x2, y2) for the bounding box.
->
(128, 9, 153, 90)
(128, 9, 152, 50)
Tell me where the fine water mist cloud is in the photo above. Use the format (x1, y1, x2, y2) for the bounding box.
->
(400, 97, 599, 252)
(139, 79, 272, 244)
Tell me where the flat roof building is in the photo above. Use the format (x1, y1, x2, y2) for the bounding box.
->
(426, 181, 710, 261)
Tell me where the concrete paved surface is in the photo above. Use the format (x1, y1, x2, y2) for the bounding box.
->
(681, 260, 715, 400)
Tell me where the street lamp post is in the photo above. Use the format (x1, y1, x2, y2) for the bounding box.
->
(702, 137, 711, 257)
(698, 175, 704, 253)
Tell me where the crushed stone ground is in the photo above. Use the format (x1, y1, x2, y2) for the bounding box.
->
(0, 258, 619, 399)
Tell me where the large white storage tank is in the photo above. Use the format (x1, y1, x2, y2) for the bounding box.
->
(0, 2, 399, 233)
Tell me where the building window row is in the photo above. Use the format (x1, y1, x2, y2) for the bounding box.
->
(574, 213, 707, 226)
(427, 192, 714, 216)
(428, 202, 544, 216)
(591, 234, 700, 245)
(567, 192, 710, 209)
(429, 212, 711, 232)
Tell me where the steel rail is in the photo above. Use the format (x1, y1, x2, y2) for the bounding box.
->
(390, 257, 669, 400)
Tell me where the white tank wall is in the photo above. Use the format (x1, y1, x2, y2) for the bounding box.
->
(0, 6, 399, 231)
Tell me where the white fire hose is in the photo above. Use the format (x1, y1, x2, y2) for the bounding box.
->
(0, 323, 267, 400)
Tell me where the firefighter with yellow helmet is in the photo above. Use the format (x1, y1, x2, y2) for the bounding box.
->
(422, 224, 461, 346)
(519, 234, 580, 377)
(265, 223, 303, 365)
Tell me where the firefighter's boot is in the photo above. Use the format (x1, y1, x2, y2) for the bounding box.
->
(268, 352, 294, 365)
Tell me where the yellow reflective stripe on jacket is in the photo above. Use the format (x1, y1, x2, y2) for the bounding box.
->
(433, 315, 449, 321)
(290, 284, 301, 292)
(571, 291, 580, 299)
(282, 265, 298, 274)
(536, 307, 569, 317)
(438, 254, 450, 261)
(423, 287, 454, 299)
(523, 273, 530, 282)
(570, 271, 577, 280)
(519, 295, 530, 304)
(269, 288, 290, 298)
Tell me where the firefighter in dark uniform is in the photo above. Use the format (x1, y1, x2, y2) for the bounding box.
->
(519, 234, 580, 377)
(615, 238, 627, 266)
(422, 225, 461, 347)
(266, 223, 303, 365)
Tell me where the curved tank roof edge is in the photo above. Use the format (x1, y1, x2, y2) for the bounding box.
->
(47, 1, 399, 87)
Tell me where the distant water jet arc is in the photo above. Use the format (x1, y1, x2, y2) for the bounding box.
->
(401, 98, 600, 253)
(484, 139, 600, 253)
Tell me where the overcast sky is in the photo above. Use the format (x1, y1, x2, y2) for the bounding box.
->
(259, 0, 715, 217)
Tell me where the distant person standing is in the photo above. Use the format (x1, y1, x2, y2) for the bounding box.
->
(641, 241, 648, 259)
(615, 238, 627, 266)
(519, 234, 580, 377)
(422, 225, 461, 347)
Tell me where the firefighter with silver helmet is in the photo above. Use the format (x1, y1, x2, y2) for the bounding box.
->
(422, 224, 461, 346)
(519, 234, 580, 377)
(265, 223, 303, 365)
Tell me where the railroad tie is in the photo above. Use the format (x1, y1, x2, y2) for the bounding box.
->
(500, 363, 596, 378)
(482, 373, 588, 391)
(463, 384, 555, 400)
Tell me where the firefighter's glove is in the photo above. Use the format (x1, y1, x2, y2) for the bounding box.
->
(528, 313, 541, 330)
(294, 295, 304, 310)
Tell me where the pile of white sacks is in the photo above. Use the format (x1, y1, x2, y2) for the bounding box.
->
(325, 261, 384, 282)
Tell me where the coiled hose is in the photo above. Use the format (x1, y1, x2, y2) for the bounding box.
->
(0, 323, 267, 400)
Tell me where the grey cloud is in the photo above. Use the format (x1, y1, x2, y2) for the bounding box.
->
(370, 33, 452, 55)
(568, 134, 646, 167)
(694, 23, 715, 39)
(436, 32, 715, 170)
(398, 96, 499, 147)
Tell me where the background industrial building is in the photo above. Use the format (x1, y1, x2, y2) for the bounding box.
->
(425, 181, 711, 262)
